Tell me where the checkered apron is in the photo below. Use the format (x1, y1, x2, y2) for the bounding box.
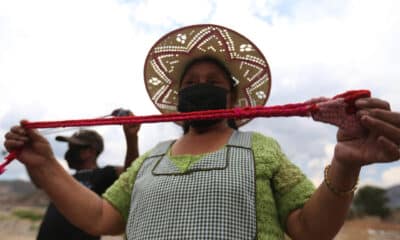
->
(126, 131, 256, 239)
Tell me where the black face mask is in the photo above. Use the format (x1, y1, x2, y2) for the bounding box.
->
(64, 148, 83, 167)
(177, 83, 228, 129)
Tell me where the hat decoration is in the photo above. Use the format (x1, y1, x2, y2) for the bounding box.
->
(144, 24, 272, 126)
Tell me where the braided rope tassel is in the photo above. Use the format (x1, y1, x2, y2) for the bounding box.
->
(0, 89, 371, 174)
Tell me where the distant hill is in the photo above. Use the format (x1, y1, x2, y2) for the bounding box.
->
(386, 185, 400, 210)
(0, 180, 48, 209)
(0, 179, 399, 211)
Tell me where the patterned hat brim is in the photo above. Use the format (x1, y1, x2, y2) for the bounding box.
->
(144, 24, 271, 126)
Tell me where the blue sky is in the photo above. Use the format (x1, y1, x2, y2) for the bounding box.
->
(0, 0, 400, 188)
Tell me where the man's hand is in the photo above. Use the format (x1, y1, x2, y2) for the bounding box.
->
(111, 108, 140, 172)
(3, 120, 56, 169)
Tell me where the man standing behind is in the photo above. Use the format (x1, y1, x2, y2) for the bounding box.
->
(32, 110, 140, 240)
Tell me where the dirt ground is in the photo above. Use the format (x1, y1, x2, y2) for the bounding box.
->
(334, 217, 400, 240)
(1, 208, 400, 240)
(0, 208, 123, 240)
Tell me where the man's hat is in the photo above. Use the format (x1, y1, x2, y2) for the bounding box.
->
(55, 129, 104, 153)
(144, 24, 271, 126)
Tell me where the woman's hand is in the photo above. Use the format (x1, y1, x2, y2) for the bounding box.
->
(3, 120, 56, 169)
(334, 97, 400, 169)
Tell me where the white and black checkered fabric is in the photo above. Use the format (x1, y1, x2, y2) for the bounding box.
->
(126, 131, 256, 239)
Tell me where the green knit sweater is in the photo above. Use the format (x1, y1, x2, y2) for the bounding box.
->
(103, 132, 315, 239)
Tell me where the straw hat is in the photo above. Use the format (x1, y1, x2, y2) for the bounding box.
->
(144, 24, 271, 126)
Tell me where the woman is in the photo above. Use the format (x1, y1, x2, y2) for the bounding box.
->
(4, 24, 400, 240)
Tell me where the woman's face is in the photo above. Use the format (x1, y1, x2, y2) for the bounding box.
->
(178, 61, 237, 130)
(180, 61, 233, 107)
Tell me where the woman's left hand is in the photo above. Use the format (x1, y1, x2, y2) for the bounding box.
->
(334, 97, 400, 168)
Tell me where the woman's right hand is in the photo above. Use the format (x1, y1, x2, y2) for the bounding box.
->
(3, 120, 56, 169)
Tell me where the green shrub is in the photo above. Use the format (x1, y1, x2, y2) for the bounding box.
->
(353, 185, 391, 219)
(12, 209, 43, 221)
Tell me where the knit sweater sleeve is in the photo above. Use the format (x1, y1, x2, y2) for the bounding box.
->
(102, 150, 151, 222)
(252, 132, 315, 230)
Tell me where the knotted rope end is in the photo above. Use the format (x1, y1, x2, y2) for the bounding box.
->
(311, 89, 371, 134)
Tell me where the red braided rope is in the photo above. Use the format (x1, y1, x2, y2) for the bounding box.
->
(0, 89, 371, 174)
(0, 150, 20, 174)
(23, 102, 316, 129)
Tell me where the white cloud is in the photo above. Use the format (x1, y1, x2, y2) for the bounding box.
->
(127, 0, 215, 26)
(358, 177, 382, 190)
(381, 166, 400, 188)
(306, 143, 335, 186)
(0, 0, 155, 120)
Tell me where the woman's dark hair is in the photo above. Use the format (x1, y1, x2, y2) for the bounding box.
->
(179, 56, 238, 133)
(179, 56, 236, 90)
